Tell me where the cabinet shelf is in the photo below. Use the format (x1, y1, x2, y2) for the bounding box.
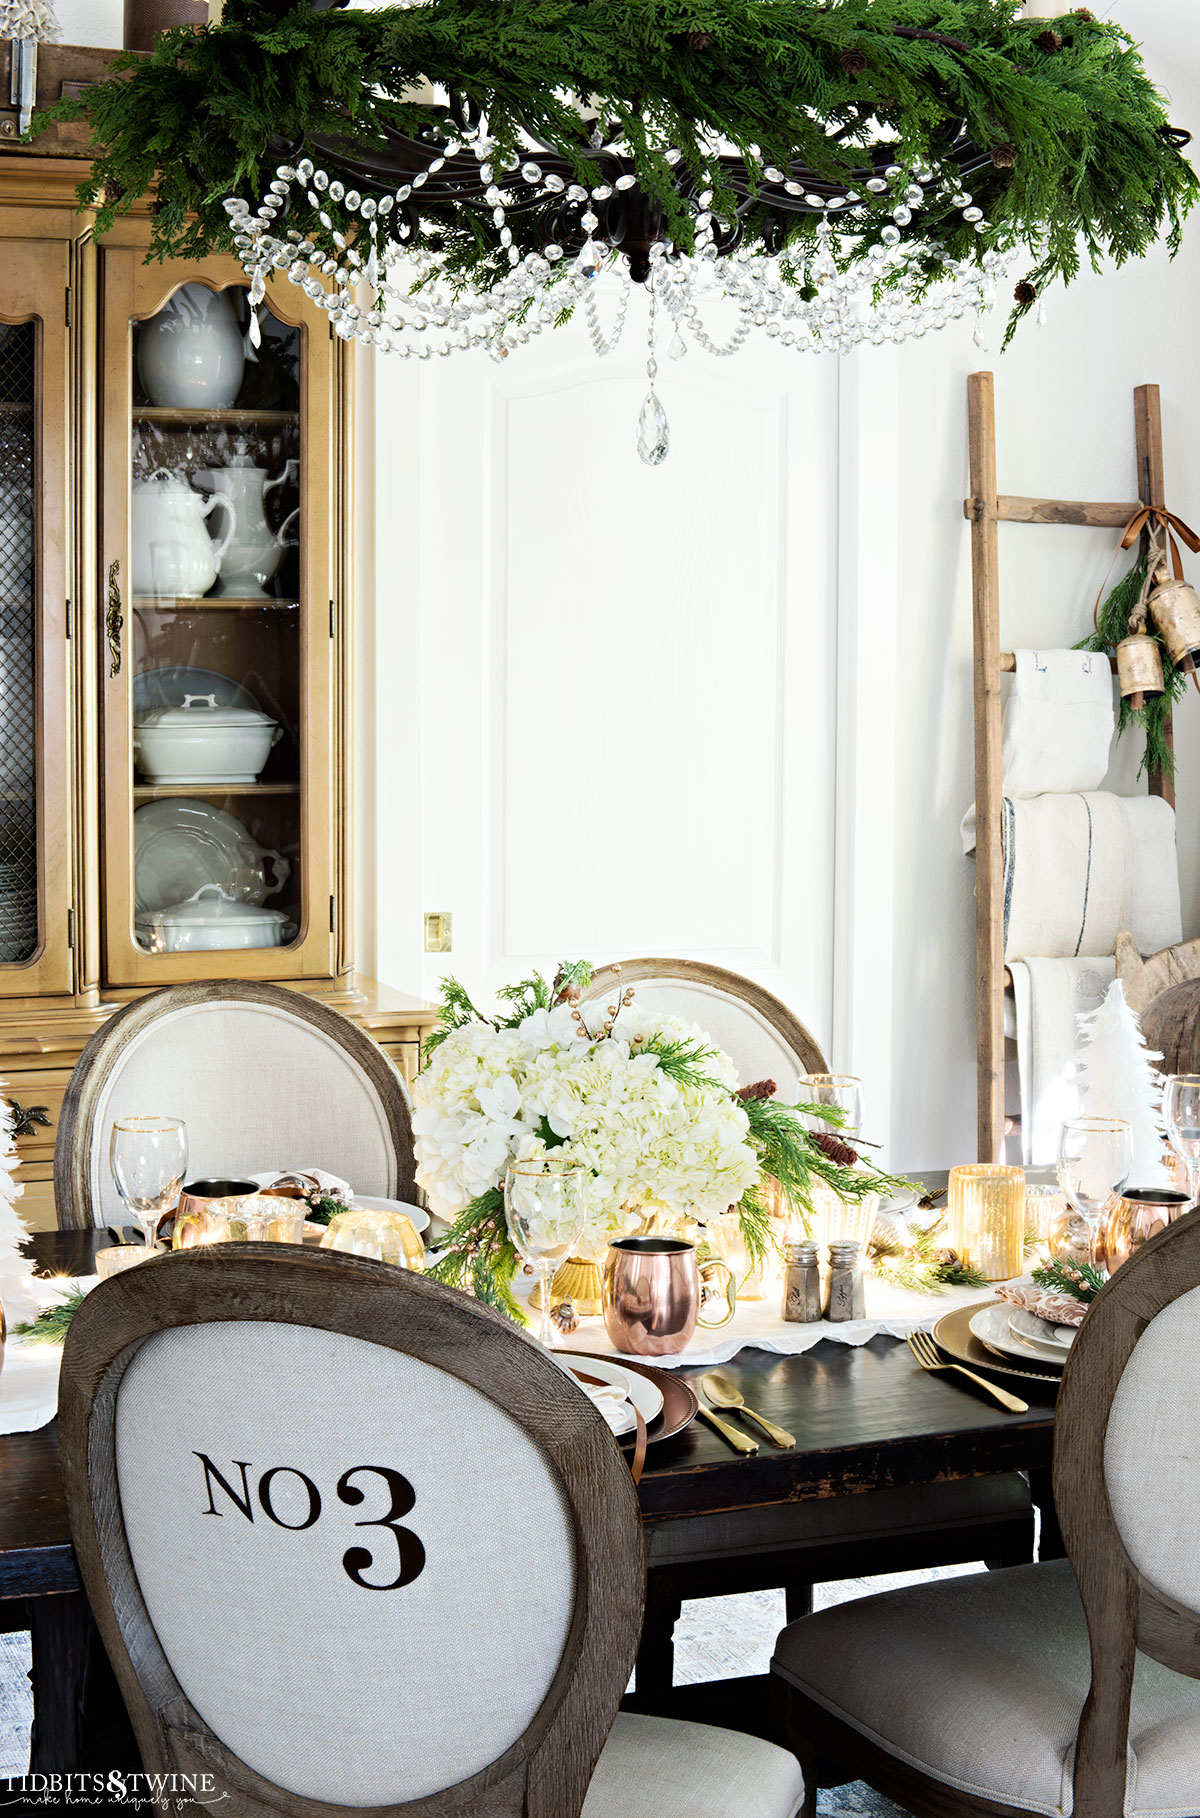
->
(132, 407, 299, 428)
(132, 596, 299, 612)
(133, 782, 300, 801)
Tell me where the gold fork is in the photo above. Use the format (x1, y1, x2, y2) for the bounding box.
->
(906, 1330, 1029, 1414)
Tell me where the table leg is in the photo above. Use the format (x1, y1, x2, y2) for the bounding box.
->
(633, 1578, 683, 1696)
(1028, 1468, 1066, 1560)
(28, 1592, 139, 1774)
(784, 1584, 813, 1622)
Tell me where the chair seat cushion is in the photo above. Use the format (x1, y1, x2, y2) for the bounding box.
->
(582, 1713, 806, 1818)
(771, 1558, 1200, 1817)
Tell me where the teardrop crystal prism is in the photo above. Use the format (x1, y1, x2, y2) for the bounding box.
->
(637, 389, 670, 466)
(667, 332, 687, 360)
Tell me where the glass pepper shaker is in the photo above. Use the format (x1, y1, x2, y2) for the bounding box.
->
(827, 1238, 867, 1321)
(781, 1240, 823, 1323)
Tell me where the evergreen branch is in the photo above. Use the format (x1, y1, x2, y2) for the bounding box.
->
(733, 1184, 779, 1270)
(641, 1033, 727, 1092)
(1031, 1254, 1106, 1304)
(1076, 552, 1185, 780)
(33, 0, 1195, 345)
(14, 1283, 88, 1344)
(425, 1187, 524, 1322)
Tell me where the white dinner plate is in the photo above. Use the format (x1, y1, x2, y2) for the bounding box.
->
(350, 1194, 431, 1236)
(133, 798, 279, 912)
(1008, 1308, 1076, 1354)
(134, 665, 262, 716)
(969, 1301, 1066, 1368)
(557, 1353, 665, 1430)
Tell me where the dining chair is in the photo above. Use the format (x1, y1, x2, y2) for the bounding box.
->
(583, 958, 828, 1098)
(771, 1209, 1200, 1818)
(54, 980, 416, 1230)
(586, 959, 1036, 1709)
(57, 1244, 807, 1818)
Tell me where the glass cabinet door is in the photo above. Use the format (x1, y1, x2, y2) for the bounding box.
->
(99, 240, 338, 986)
(0, 236, 74, 999)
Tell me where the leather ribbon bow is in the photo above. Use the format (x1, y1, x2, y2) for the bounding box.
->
(1118, 503, 1200, 581)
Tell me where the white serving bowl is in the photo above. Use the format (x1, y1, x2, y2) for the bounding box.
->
(133, 693, 279, 785)
(135, 885, 293, 952)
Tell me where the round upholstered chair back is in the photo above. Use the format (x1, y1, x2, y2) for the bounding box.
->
(1053, 1210, 1200, 1812)
(55, 982, 415, 1229)
(584, 960, 827, 1103)
(58, 1248, 644, 1817)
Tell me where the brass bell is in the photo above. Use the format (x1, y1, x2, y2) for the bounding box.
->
(1147, 563, 1200, 672)
(1116, 632, 1166, 711)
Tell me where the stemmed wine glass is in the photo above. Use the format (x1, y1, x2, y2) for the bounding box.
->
(1163, 1075, 1200, 1208)
(504, 1157, 587, 1349)
(800, 1074, 864, 1139)
(1056, 1117, 1132, 1269)
(110, 1116, 188, 1250)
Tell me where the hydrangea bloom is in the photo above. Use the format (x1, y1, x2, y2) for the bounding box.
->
(411, 1004, 759, 1238)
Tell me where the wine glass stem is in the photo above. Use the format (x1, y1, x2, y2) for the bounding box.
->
(538, 1261, 556, 1348)
(1188, 1161, 1200, 1210)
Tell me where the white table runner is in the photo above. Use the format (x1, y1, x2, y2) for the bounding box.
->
(0, 1277, 98, 1436)
(530, 1276, 991, 1369)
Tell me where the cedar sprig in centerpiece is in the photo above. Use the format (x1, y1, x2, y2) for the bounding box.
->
(416, 961, 913, 1320)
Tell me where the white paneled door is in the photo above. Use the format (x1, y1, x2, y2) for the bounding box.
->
(372, 284, 842, 1060)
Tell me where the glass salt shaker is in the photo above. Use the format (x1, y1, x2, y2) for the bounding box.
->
(827, 1238, 866, 1322)
(781, 1240, 823, 1323)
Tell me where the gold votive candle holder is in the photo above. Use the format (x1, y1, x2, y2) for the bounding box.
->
(1023, 1183, 1067, 1262)
(948, 1164, 1026, 1281)
(95, 1244, 154, 1280)
(808, 1180, 881, 1253)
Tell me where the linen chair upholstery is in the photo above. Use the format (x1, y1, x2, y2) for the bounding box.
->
(54, 980, 415, 1230)
(58, 1245, 806, 1818)
(584, 959, 827, 1101)
(771, 1210, 1200, 1818)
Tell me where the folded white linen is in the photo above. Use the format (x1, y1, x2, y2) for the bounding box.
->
(1008, 957, 1115, 1165)
(961, 647, 1114, 853)
(1002, 791, 1180, 961)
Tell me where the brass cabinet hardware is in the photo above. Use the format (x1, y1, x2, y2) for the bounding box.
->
(105, 559, 122, 676)
(5, 1097, 52, 1139)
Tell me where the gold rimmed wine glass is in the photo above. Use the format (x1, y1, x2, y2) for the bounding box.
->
(1056, 1116, 1132, 1270)
(504, 1157, 587, 1349)
(110, 1115, 188, 1251)
(1163, 1075, 1200, 1208)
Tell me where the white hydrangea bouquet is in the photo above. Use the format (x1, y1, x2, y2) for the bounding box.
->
(416, 961, 907, 1321)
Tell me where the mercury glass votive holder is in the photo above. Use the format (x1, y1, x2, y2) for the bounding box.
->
(948, 1164, 1026, 1281)
(808, 1180, 881, 1253)
(95, 1244, 154, 1279)
(1023, 1183, 1067, 1262)
(201, 1197, 306, 1245)
(319, 1205, 424, 1271)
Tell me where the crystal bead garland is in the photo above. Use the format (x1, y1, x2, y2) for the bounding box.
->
(637, 289, 669, 468)
(222, 120, 1015, 459)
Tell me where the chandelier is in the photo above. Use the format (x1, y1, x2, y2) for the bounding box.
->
(45, 1, 1197, 464)
(225, 118, 1013, 462)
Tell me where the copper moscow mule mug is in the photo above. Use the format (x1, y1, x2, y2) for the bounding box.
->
(602, 1235, 736, 1357)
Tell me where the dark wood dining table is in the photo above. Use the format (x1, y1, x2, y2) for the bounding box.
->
(0, 1227, 1061, 1773)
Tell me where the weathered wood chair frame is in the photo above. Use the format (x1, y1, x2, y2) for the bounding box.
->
(584, 958, 828, 1078)
(57, 1243, 647, 1818)
(54, 979, 417, 1229)
(776, 1208, 1200, 1818)
(584, 959, 1035, 1722)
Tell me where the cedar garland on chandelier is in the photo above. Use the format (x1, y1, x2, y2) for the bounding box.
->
(41, 0, 1195, 353)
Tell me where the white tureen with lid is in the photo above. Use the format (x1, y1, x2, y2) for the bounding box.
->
(135, 885, 294, 953)
(133, 691, 280, 784)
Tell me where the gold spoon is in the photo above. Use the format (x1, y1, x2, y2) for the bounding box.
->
(702, 1370, 796, 1448)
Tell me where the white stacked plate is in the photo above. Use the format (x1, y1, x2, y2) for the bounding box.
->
(968, 1300, 1077, 1367)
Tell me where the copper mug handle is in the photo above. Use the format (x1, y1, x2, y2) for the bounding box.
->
(697, 1257, 737, 1327)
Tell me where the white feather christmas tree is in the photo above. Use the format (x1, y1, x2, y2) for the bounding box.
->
(0, 1091, 39, 1326)
(1073, 979, 1169, 1187)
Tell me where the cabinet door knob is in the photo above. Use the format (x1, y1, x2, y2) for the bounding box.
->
(106, 559, 123, 677)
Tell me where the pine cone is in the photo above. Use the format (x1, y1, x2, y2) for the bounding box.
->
(1036, 29, 1063, 51)
(1014, 280, 1038, 306)
(810, 1129, 859, 1168)
(736, 1079, 777, 1103)
(551, 1299, 579, 1334)
(840, 48, 868, 76)
(990, 142, 1017, 169)
(687, 31, 712, 49)
(1074, 8, 1094, 19)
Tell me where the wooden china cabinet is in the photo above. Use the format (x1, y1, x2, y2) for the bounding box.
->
(0, 130, 432, 1230)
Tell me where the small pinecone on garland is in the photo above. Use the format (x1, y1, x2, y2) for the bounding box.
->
(736, 1079, 777, 1103)
(809, 1129, 859, 1168)
(840, 48, 868, 76)
(991, 142, 1017, 169)
(551, 1300, 579, 1335)
(1036, 28, 1063, 51)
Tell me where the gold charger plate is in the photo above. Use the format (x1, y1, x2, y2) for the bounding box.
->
(932, 1301, 1064, 1386)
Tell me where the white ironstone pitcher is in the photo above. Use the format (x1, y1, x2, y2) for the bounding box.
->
(131, 468, 237, 600)
(193, 437, 299, 598)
